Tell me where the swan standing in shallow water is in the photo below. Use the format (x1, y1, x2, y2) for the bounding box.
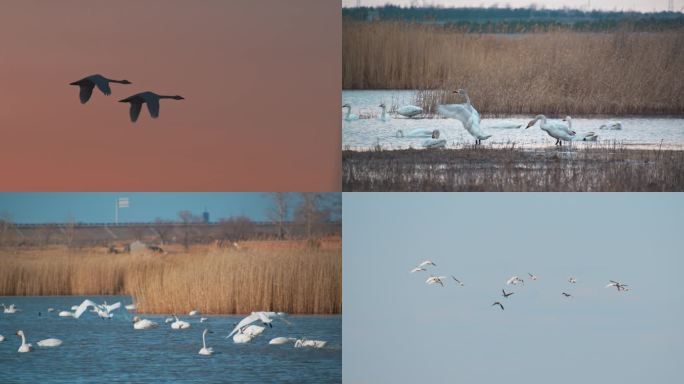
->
(132, 316, 158, 330)
(378, 103, 391, 121)
(342, 103, 359, 121)
(526, 115, 575, 145)
(119, 92, 184, 122)
(396, 105, 423, 118)
(198, 329, 214, 356)
(437, 89, 491, 145)
(171, 315, 191, 330)
(69, 74, 131, 104)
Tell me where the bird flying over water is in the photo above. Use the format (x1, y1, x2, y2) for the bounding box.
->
(492, 302, 504, 310)
(70, 74, 131, 104)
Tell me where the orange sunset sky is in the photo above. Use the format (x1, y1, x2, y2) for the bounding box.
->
(0, 0, 340, 191)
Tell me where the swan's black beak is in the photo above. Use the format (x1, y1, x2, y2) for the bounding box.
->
(525, 121, 534, 129)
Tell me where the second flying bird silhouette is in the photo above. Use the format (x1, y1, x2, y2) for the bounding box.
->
(69, 74, 131, 104)
(119, 92, 184, 122)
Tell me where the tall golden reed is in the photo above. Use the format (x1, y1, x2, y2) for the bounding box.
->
(343, 22, 684, 115)
(0, 242, 341, 314)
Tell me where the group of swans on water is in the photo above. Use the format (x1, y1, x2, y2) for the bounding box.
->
(344, 89, 625, 148)
(69, 74, 184, 122)
(0, 300, 327, 355)
(406, 260, 630, 311)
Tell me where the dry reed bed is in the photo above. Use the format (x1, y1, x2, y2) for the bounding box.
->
(342, 145, 684, 191)
(0, 244, 341, 315)
(343, 22, 684, 115)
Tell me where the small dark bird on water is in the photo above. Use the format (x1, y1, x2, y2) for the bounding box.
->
(502, 289, 514, 298)
(492, 302, 504, 310)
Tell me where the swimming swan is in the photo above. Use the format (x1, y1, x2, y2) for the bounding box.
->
(378, 103, 391, 121)
(342, 103, 359, 121)
(396, 105, 423, 118)
(69, 74, 131, 104)
(599, 121, 622, 130)
(15, 331, 32, 352)
(437, 89, 491, 145)
(37, 338, 63, 347)
(232, 330, 254, 344)
(294, 338, 327, 348)
(132, 316, 158, 330)
(269, 337, 297, 345)
(171, 315, 191, 330)
(119, 92, 185, 122)
(199, 329, 214, 356)
(396, 128, 439, 138)
(2, 304, 19, 314)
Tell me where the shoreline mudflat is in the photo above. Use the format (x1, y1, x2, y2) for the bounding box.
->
(343, 147, 684, 191)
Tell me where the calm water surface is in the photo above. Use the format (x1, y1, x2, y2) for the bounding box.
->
(0, 296, 341, 383)
(343, 90, 684, 150)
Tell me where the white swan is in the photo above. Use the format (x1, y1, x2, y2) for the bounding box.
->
(227, 312, 284, 338)
(568, 277, 577, 284)
(58, 310, 74, 317)
(69, 74, 131, 104)
(422, 137, 446, 149)
(410, 267, 426, 273)
(171, 315, 191, 330)
(506, 276, 524, 285)
(342, 103, 359, 121)
(132, 316, 158, 330)
(606, 280, 629, 291)
(164, 317, 174, 324)
(200, 317, 208, 323)
(269, 337, 297, 345)
(488, 120, 523, 129)
(189, 310, 199, 316)
(73, 299, 121, 319)
(396, 105, 423, 118)
(526, 115, 576, 145)
(232, 331, 254, 344)
(417, 260, 437, 268)
(15, 331, 32, 353)
(294, 338, 327, 348)
(2, 304, 19, 314)
(600, 121, 622, 130)
(0, 335, 5, 342)
(37, 338, 63, 347)
(199, 329, 214, 356)
(47, 308, 55, 312)
(243, 325, 266, 336)
(125, 304, 136, 311)
(426, 275, 447, 287)
(564, 116, 598, 141)
(437, 89, 491, 145)
(119, 92, 184, 122)
(396, 128, 438, 138)
(378, 103, 391, 121)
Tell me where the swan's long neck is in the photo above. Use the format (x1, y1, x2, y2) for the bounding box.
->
(380, 105, 386, 118)
(344, 106, 351, 118)
(158, 95, 177, 99)
(20, 332, 26, 346)
(202, 331, 207, 348)
(109, 79, 128, 84)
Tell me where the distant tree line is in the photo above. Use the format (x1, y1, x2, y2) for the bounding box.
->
(343, 6, 684, 32)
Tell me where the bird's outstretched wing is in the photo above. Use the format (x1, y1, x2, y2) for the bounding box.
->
(79, 83, 95, 104)
(90, 76, 111, 96)
(227, 313, 260, 337)
(437, 104, 471, 124)
(144, 94, 160, 118)
(73, 299, 98, 319)
(129, 102, 143, 122)
(104, 302, 121, 312)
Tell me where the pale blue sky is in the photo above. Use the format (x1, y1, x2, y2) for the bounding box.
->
(0, 193, 341, 224)
(342, 0, 682, 13)
(343, 193, 683, 384)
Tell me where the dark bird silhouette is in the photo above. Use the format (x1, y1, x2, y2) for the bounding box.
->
(492, 302, 504, 310)
(562, 292, 572, 298)
(502, 289, 514, 298)
(69, 74, 131, 104)
(119, 92, 184, 122)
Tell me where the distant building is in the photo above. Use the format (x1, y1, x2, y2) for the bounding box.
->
(202, 209, 210, 224)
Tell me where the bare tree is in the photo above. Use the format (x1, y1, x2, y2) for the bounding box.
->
(266, 193, 290, 239)
(38, 224, 58, 248)
(178, 211, 201, 250)
(154, 218, 176, 246)
(219, 215, 256, 241)
(64, 215, 77, 249)
(294, 193, 330, 246)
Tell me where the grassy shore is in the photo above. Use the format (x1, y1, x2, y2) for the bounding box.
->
(343, 145, 684, 191)
(0, 239, 341, 314)
(343, 22, 684, 115)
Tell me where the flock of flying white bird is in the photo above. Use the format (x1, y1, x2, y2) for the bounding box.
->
(69, 74, 184, 122)
(343, 89, 624, 148)
(410, 260, 630, 311)
(0, 299, 327, 355)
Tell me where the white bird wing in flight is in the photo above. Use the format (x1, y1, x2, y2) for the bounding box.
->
(228, 313, 260, 337)
(437, 104, 472, 125)
(73, 299, 98, 319)
(104, 302, 122, 313)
